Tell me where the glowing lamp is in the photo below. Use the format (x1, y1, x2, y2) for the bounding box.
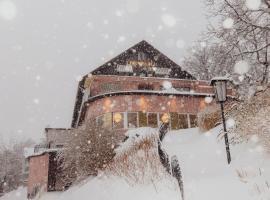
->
(161, 113, 170, 123)
(113, 113, 122, 123)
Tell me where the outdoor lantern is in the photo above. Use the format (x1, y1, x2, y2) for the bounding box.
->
(210, 76, 231, 164)
(210, 77, 229, 102)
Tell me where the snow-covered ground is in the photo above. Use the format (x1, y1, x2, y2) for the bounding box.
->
(1, 126, 270, 200)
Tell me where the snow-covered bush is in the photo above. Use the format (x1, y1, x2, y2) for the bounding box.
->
(57, 121, 122, 187)
(197, 105, 220, 132)
(229, 87, 270, 151)
(107, 128, 170, 185)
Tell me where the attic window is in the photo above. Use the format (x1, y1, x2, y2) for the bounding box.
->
(138, 52, 147, 61)
(116, 64, 133, 73)
(154, 68, 171, 75)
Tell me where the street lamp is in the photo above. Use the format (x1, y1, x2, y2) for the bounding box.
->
(210, 77, 231, 164)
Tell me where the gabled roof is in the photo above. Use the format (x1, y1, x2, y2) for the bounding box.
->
(90, 40, 195, 79)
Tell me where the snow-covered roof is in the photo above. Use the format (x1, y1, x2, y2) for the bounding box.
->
(210, 77, 230, 85)
(26, 148, 59, 159)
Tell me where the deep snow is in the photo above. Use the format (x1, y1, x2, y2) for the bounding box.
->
(1, 126, 270, 200)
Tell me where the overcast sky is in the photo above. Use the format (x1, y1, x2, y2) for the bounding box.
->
(0, 0, 207, 142)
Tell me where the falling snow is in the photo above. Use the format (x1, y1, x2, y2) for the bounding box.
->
(0, 0, 16, 20)
(162, 81, 172, 90)
(234, 60, 250, 75)
(223, 18, 234, 29)
(245, 0, 261, 10)
(204, 96, 213, 104)
(161, 14, 176, 27)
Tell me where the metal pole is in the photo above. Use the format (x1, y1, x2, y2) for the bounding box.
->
(220, 102, 231, 164)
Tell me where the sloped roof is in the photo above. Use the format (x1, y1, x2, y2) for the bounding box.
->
(90, 40, 195, 79)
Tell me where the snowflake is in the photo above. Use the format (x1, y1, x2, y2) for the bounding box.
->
(35, 75, 41, 81)
(117, 36, 126, 43)
(115, 10, 124, 17)
(234, 60, 250, 74)
(204, 96, 213, 104)
(75, 75, 82, 82)
(33, 98, 39, 104)
(103, 19, 109, 25)
(162, 81, 172, 89)
(200, 41, 207, 48)
(0, 0, 17, 20)
(238, 75, 245, 82)
(223, 18, 234, 29)
(226, 118, 235, 128)
(245, 0, 261, 10)
(161, 14, 176, 27)
(176, 39, 185, 49)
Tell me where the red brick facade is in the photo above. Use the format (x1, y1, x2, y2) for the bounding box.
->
(27, 154, 49, 198)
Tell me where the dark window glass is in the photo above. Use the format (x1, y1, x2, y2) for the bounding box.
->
(148, 113, 158, 128)
(171, 113, 188, 130)
(171, 112, 179, 130)
(113, 112, 124, 129)
(128, 112, 138, 128)
(178, 114, 189, 129)
(138, 83, 154, 90)
(189, 114, 198, 128)
(139, 112, 147, 127)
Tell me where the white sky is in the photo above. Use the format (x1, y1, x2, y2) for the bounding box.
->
(0, 0, 207, 142)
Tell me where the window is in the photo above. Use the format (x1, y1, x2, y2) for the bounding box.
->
(159, 113, 170, 124)
(113, 112, 124, 129)
(175, 87, 190, 92)
(139, 111, 147, 127)
(178, 114, 189, 129)
(171, 113, 188, 130)
(155, 68, 171, 75)
(100, 83, 121, 92)
(189, 114, 198, 128)
(171, 112, 179, 130)
(147, 113, 158, 128)
(128, 112, 138, 128)
(116, 64, 133, 73)
(97, 113, 112, 129)
(138, 83, 154, 90)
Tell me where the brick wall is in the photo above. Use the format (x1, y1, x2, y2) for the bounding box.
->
(86, 94, 208, 120)
(88, 75, 214, 97)
(27, 153, 49, 198)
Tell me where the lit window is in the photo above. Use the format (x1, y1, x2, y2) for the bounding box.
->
(127, 112, 138, 128)
(97, 113, 112, 129)
(139, 112, 147, 127)
(189, 114, 198, 128)
(160, 113, 170, 124)
(148, 113, 158, 128)
(113, 112, 124, 129)
(178, 114, 189, 129)
(171, 113, 188, 130)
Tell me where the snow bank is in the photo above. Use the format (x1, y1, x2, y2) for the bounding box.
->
(1, 127, 270, 200)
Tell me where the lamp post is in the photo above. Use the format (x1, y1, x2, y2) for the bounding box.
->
(210, 77, 231, 164)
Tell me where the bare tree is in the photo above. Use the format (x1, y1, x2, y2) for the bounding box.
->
(0, 140, 34, 195)
(182, 42, 236, 80)
(205, 0, 270, 84)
